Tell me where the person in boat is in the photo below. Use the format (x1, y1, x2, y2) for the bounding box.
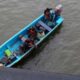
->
(35, 23, 46, 33)
(42, 8, 55, 28)
(19, 43, 29, 53)
(54, 4, 62, 21)
(19, 35, 36, 53)
(37, 30, 45, 39)
(28, 27, 39, 41)
(35, 23, 46, 38)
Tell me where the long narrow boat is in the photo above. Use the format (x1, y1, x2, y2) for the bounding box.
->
(0, 6, 64, 67)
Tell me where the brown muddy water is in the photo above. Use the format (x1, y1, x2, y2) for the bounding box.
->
(0, 0, 80, 75)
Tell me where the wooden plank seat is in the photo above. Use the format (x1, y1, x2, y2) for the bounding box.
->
(38, 21, 52, 32)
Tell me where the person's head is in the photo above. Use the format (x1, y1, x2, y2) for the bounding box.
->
(44, 8, 51, 16)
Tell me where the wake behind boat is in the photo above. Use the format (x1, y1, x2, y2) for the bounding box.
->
(0, 5, 64, 67)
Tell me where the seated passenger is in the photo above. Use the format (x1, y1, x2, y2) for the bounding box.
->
(35, 24, 46, 38)
(19, 35, 36, 50)
(42, 8, 55, 28)
(35, 24, 46, 33)
(28, 27, 39, 41)
(19, 43, 29, 53)
(37, 30, 45, 39)
(54, 4, 62, 21)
